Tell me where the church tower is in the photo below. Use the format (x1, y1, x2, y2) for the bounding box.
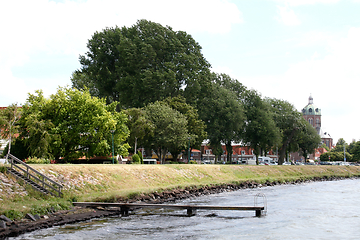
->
(302, 95, 333, 149)
(302, 95, 321, 134)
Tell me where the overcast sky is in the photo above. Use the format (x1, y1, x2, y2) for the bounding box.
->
(1, 0, 360, 144)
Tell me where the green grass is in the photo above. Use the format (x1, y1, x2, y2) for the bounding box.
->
(1, 164, 360, 220)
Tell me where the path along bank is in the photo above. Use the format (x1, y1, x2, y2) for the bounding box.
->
(1, 164, 360, 238)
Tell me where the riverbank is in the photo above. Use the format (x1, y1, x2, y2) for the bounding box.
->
(1, 165, 360, 238)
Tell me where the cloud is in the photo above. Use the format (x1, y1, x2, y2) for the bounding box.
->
(239, 27, 360, 143)
(273, 0, 340, 6)
(0, 0, 243, 106)
(295, 31, 339, 47)
(0, 67, 29, 105)
(275, 5, 301, 26)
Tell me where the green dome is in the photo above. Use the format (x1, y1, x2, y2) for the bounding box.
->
(302, 95, 321, 116)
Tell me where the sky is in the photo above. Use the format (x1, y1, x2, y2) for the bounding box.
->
(1, 0, 360, 144)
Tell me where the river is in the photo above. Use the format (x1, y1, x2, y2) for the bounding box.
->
(12, 178, 360, 239)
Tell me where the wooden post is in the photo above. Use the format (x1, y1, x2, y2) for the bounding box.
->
(256, 209, 262, 217)
(187, 208, 196, 216)
(121, 206, 129, 216)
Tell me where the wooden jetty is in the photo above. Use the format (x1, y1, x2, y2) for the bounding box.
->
(73, 202, 265, 217)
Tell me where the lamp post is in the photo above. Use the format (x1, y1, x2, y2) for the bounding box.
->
(188, 137, 191, 164)
(110, 130, 115, 164)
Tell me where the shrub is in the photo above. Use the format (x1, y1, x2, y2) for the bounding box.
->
(137, 150, 144, 164)
(25, 157, 51, 164)
(132, 154, 141, 164)
(189, 160, 197, 164)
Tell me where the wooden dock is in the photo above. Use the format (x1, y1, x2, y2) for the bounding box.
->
(73, 202, 265, 217)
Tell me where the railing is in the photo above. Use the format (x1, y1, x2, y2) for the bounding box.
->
(6, 154, 63, 197)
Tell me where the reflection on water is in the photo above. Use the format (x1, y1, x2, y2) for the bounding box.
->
(12, 179, 360, 240)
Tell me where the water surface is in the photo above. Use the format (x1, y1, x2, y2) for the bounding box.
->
(13, 179, 360, 239)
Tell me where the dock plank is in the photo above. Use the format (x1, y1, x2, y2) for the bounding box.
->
(73, 202, 264, 217)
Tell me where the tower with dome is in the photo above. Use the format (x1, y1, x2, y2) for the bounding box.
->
(302, 95, 333, 149)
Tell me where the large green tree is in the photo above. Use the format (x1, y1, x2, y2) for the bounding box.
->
(124, 107, 154, 154)
(144, 101, 189, 163)
(297, 118, 322, 160)
(267, 98, 305, 165)
(72, 19, 211, 108)
(197, 80, 245, 163)
(162, 96, 207, 151)
(19, 88, 130, 162)
(243, 91, 281, 164)
(332, 138, 348, 153)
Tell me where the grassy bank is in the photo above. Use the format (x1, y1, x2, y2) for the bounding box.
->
(1, 164, 360, 219)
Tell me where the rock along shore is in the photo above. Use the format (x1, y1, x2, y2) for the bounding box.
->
(0, 175, 357, 239)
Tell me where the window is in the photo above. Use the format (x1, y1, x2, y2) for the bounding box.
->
(241, 150, 245, 155)
(309, 108, 312, 113)
(308, 118, 313, 125)
(205, 149, 211, 155)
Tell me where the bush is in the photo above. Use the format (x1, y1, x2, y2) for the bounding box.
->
(137, 150, 144, 164)
(25, 157, 51, 164)
(189, 160, 197, 164)
(132, 154, 141, 164)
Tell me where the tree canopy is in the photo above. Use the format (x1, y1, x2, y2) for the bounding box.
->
(69, 20, 325, 164)
(124, 107, 154, 154)
(18, 88, 129, 162)
(162, 96, 207, 151)
(266, 98, 307, 164)
(196, 78, 245, 162)
(144, 101, 189, 163)
(297, 118, 322, 160)
(243, 91, 281, 164)
(72, 19, 211, 109)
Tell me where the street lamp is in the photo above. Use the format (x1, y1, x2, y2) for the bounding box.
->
(188, 137, 191, 164)
(110, 130, 115, 164)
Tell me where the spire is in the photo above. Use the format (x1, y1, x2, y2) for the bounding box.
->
(308, 94, 313, 104)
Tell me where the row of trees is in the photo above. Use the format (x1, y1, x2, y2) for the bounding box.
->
(70, 20, 321, 165)
(320, 138, 360, 162)
(1, 20, 322, 164)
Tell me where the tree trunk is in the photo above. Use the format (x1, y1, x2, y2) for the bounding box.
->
(226, 142, 232, 163)
(6, 124, 12, 160)
(278, 128, 297, 165)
